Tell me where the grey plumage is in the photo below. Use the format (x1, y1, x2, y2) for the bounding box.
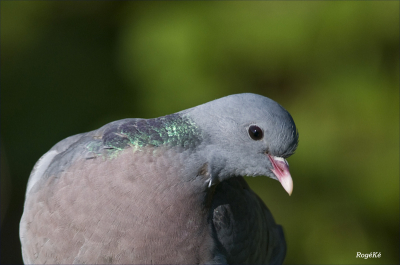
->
(20, 93, 299, 264)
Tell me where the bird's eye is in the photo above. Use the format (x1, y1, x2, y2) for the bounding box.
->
(248, 125, 263, 140)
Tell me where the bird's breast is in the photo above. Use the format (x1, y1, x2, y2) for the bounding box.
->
(21, 147, 215, 264)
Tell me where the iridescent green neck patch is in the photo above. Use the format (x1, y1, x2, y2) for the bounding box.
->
(86, 114, 202, 158)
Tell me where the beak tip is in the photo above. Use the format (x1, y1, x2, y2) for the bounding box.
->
(283, 181, 293, 196)
(268, 155, 294, 196)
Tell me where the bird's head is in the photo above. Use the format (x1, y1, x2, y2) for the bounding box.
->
(185, 93, 299, 195)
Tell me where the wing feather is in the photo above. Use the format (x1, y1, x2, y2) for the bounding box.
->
(211, 177, 286, 264)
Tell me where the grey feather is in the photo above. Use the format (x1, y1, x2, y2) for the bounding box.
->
(20, 93, 298, 264)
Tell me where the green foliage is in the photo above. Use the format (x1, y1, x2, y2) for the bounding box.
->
(1, 1, 398, 264)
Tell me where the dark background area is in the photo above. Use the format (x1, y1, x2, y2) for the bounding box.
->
(1, 2, 399, 264)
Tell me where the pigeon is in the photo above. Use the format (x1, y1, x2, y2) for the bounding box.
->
(20, 93, 299, 264)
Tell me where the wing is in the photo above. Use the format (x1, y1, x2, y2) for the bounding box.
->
(211, 177, 286, 264)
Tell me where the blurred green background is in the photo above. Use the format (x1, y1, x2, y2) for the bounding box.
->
(1, 1, 398, 264)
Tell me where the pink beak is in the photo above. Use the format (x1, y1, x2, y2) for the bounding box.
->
(267, 154, 293, 195)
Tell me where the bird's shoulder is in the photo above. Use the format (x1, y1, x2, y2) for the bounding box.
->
(26, 114, 204, 195)
(26, 118, 144, 195)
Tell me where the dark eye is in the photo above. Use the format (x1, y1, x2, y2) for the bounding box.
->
(248, 125, 263, 140)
